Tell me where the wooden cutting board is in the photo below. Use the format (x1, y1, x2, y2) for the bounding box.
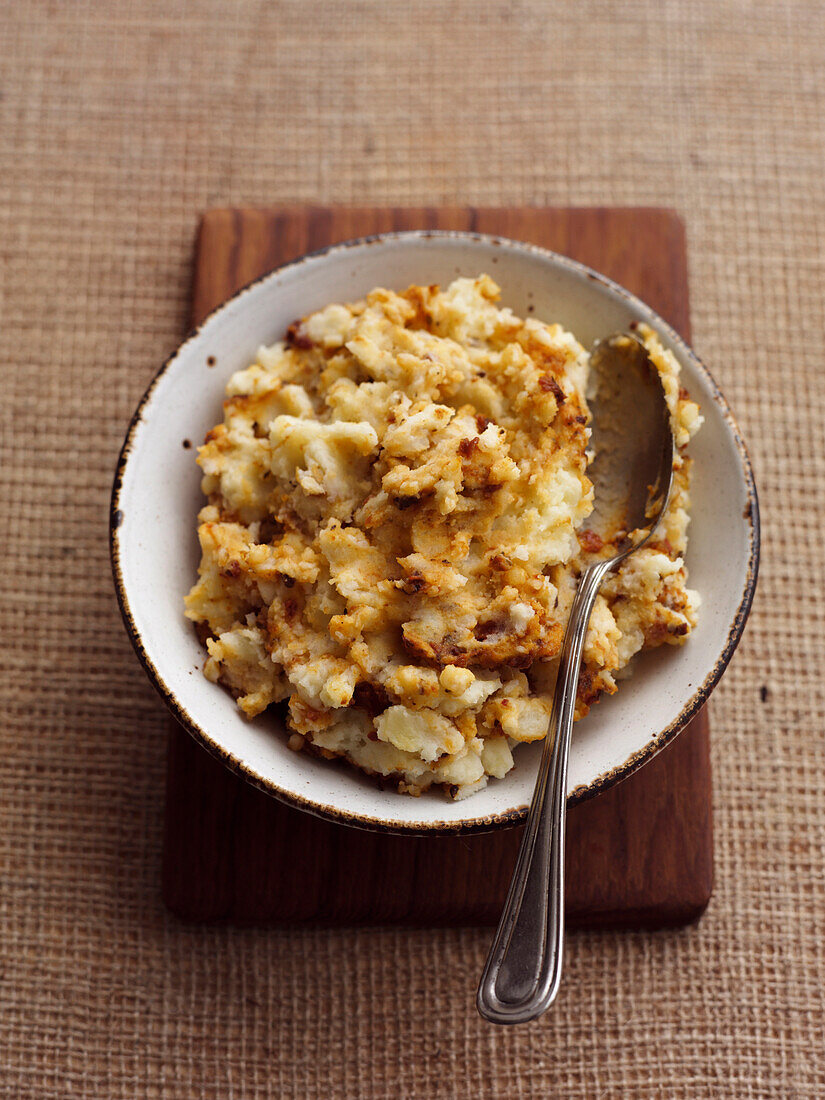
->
(163, 206, 713, 927)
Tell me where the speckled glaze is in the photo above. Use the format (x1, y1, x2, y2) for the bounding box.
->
(110, 232, 759, 835)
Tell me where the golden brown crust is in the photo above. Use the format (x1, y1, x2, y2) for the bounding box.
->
(185, 280, 702, 799)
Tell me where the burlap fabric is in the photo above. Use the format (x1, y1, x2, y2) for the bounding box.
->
(0, 1, 820, 1096)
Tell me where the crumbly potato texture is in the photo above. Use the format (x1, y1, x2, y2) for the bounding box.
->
(184, 276, 702, 799)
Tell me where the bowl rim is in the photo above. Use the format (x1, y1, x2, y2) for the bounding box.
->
(110, 229, 760, 835)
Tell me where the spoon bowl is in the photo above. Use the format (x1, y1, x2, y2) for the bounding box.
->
(587, 331, 675, 550)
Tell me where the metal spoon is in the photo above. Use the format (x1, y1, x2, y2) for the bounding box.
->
(477, 331, 676, 1025)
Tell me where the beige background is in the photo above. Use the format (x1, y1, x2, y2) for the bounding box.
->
(0, 1, 821, 1097)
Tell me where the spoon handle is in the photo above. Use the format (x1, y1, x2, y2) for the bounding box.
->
(477, 560, 612, 1024)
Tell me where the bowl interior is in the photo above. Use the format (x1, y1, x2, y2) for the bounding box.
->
(113, 233, 756, 832)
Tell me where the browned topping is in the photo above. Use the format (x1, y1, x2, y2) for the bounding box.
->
(402, 283, 437, 328)
(353, 682, 390, 717)
(458, 436, 480, 458)
(645, 621, 670, 645)
(280, 573, 295, 588)
(475, 414, 492, 433)
(575, 414, 587, 425)
(576, 667, 603, 706)
(528, 343, 566, 374)
(393, 495, 419, 510)
(661, 588, 685, 611)
(258, 518, 283, 544)
(410, 634, 469, 666)
(475, 618, 504, 640)
(402, 572, 426, 593)
(285, 319, 313, 349)
(506, 652, 534, 669)
(539, 374, 565, 403)
(578, 529, 604, 554)
(220, 560, 242, 578)
(283, 599, 298, 620)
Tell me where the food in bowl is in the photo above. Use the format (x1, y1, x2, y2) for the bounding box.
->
(184, 275, 702, 799)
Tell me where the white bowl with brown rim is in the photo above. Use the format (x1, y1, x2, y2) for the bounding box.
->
(110, 232, 759, 834)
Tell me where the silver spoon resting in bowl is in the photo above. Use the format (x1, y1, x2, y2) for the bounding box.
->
(477, 331, 676, 1025)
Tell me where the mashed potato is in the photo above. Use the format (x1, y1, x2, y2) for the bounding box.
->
(185, 276, 701, 799)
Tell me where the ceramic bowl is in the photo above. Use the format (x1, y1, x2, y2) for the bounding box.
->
(111, 232, 759, 834)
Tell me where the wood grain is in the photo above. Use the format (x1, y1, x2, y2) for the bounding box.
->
(164, 206, 712, 927)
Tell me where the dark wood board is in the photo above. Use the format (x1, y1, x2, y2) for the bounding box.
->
(163, 206, 712, 927)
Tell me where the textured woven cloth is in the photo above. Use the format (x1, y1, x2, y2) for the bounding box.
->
(0, 1, 821, 1096)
